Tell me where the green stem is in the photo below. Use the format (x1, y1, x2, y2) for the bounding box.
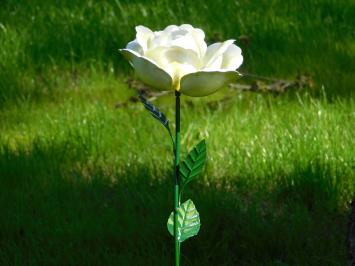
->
(174, 91, 181, 266)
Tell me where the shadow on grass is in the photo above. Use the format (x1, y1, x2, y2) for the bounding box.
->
(0, 143, 349, 266)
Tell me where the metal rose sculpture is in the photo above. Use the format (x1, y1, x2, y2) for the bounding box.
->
(119, 24, 243, 265)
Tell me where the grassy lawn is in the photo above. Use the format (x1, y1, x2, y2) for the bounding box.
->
(0, 0, 354, 265)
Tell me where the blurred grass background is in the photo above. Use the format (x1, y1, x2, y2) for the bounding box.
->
(0, 0, 354, 265)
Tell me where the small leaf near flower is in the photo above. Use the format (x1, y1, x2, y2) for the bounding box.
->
(139, 93, 169, 128)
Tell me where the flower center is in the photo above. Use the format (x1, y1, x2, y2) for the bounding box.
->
(167, 62, 196, 91)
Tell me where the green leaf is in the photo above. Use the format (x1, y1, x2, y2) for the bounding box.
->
(179, 140, 206, 186)
(139, 93, 170, 130)
(167, 199, 201, 242)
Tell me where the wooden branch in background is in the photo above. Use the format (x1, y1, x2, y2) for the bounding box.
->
(115, 73, 313, 108)
(232, 72, 313, 93)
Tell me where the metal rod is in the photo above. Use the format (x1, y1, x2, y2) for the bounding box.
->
(174, 90, 181, 266)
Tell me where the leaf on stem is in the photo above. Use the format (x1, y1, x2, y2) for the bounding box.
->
(138, 93, 174, 148)
(138, 93, 170, 129)
(179, 140, 206, 187)
(167, 199, 201, 242)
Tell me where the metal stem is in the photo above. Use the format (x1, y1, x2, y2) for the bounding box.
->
(174, 91, 181, 266)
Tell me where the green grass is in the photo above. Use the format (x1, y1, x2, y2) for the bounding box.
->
(0, 0, 354, 265)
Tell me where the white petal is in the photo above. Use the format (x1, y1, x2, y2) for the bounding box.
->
(150, 25, 203, 59)
(179, 24, 194, 31)
(144, 46, 201, 83)
(203, 40, 235, 69)
(120, 49, 172, 91)
(191, 28, 207, 58)
(163, 25, 179, 33)
(170, 34, 199, 54)
(168, 27, 197, 51)
(204, 54, 223, 70)
(126, 40, 143, 55)
(148, 25, 178, 48)
(221, 44, 243, 70)
(179, 25, 207, 57)
(180, 70, 241, 97)
(135, 25, 153, 51)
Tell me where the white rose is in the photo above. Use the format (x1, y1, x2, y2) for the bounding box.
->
(120, 24, 243, 97)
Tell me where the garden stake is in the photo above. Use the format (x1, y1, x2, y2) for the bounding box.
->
(138, 92, 203, 266)
(120, 24, 243, 265)
(174, 90, 181, 266)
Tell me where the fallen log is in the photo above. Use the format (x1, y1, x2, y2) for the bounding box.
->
(115, 73, 313, 108)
